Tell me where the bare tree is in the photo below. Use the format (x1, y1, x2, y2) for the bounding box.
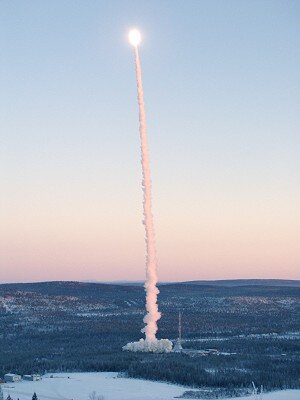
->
(88, 391, 104, 400)
(252, 382, 258, 400)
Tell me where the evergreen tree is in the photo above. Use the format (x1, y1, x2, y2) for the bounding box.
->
(32, 392, 38, 400)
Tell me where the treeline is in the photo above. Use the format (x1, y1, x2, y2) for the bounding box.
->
(1, 348, 299, 391)
(127, 353, 300, 391)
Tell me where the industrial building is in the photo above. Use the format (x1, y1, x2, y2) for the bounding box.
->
(4, 374, 21, 383)
(23, 375, 41, 381)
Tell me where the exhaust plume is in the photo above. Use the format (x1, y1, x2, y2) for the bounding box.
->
(135, 43, 160, 341)
(123, 338, 173, 353)
(123, 30, 172, 353)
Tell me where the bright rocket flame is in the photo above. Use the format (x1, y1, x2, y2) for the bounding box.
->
(128, 29, 141, 47)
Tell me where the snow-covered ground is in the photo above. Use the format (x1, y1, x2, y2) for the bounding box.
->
(2, 372, 300, 400)
(234, 391, 300, 400)
(2, 373, 184, 400)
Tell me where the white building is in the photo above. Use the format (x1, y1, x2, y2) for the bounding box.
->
(23, 375, 41, 381)
(4, 374, 22, 383)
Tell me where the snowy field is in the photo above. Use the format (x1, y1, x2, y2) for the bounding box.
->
(2, 372, 300, 400)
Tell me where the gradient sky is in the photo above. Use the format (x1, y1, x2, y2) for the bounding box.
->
(1, 0, 299, 283)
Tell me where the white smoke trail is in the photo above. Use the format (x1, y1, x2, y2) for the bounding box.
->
(134, 46, 161, 342)
(123, 34, 173, 353)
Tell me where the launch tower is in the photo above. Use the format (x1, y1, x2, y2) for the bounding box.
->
(173, 312, 183, 352)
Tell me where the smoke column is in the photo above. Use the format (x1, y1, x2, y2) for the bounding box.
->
(123, 29, 172, 353)
(135, 39, 160, 341)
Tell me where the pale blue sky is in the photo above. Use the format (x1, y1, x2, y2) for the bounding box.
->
(1, 1, 299, 282)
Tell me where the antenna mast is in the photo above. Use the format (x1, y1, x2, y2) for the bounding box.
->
(179, 311, 182, 342)
(173, 311, 183, 352)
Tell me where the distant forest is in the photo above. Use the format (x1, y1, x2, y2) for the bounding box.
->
(0, 280, 299, 392)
